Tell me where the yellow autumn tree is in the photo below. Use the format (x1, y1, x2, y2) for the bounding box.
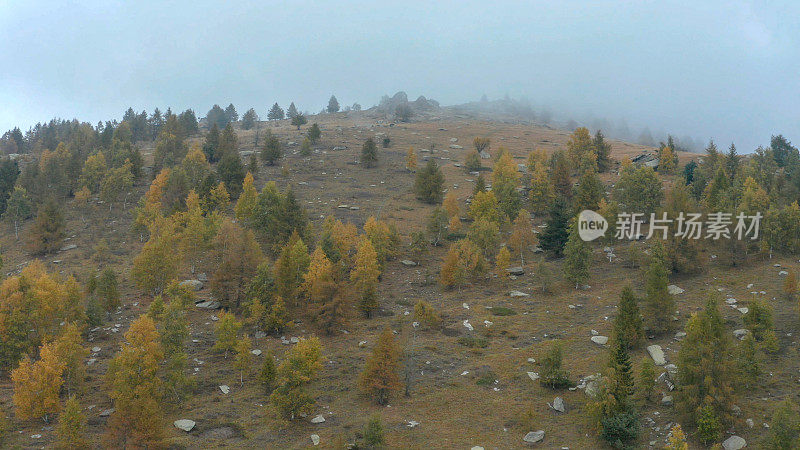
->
(440, 239, 486, 289)
(52, 323, 89, 396)
(56, 395, 88, 449)
(235, 172, 259, 226)
(274, 232, 310, 307)
(132, 216, 180, 295)
(303, 247, 336, 304)
(206, 181, 230, 212)
(529, 162, 555, 214)
(508, 209, 536, 265)
(495, 246, 511, 278)
(270, 337, 323, 419)
(526, 148, 547, 173)
(210, 219, 264, 310)
(12, 341, 65, 422)
(364, 216, 399, 269)
(106, 315, 165, 447)
(351, 238, 381, 317)
(406, 147, 417, 172)
(469, 190, 502, 224)
(359, 328, 402, 405)
(443, 191, 460, 219)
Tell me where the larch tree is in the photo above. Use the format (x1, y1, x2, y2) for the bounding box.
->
(210, 219, 264, 310)
(439, 239, 485, 290)
(529, 162, 555, 215)
(274, 232, 310, 307)
(405, 147, 417, 172)
(132, 217, 180, 295)
(491, 149, 521, 220)
(234, 337, 252, 386)
(106, 315, 165, 448)
(56, 395, 88, 449)
(270, 337, 323, 419)
(351, 239, 381, 318)
(563, 220, 590, 289)
(235, 172, 259, 226)
(361, 138, 378, 167)
(11, 342, 65, 422)
(495, 246, 511, 279)
(26, 199, 66, 255)
(213, 310, 243, 357)
(52, 323, 89, 396)
(359, 328, 403, 405)
(613, 286, 643, 349)
(159, 300, 194, 403)
(643, 241, 673, 335)
(508, 209, 535, 265)
(566, 127, 595, 171)
(596, 338, 638, 447)
(443, 191, 460, 219)
(573, 168, 603, 213)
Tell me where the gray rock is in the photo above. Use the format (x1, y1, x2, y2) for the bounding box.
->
(311, 434, 320, 446)
(60, 244, 78, 252)
(99, 408, 114, 417)
(401, 260, 418, 267)
(667, 285, 684, 295)
(179, 279, 203, 291)
(197, 273, 209, 282)
(506, 266, 525, 276)
(737, 307, 749, 314)
(591, 336, 608, 346)
(733, 329, 749, 340)
(746, 418, 754, 428)
(509, 290, 530, 298)
(527, 372, 540, 381)
(219, 385, 230, 394)
(550, 397, 565, 412)
(196, 300, 221, 309)
(661, 395, 673, 406)
(310, 414, 325, 424)
(722, 435, 746, 450)
(449, 144, 463, 149)
(674, 331, 687, 340)
(174, 419, 196, 432)
(479, 150, 491, 159)
(647, 345, 666, 366)
(91, 346, 101, 353)
(251, 349, 262, 356)
(523, 430, 545, 443)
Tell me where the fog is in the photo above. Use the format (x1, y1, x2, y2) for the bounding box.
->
(2, 0, 798, 152)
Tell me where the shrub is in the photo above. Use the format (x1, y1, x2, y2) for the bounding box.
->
(363, 416, 385, 447)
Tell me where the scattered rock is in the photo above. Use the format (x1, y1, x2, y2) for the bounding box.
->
(523, 430, 545, 444)
(779, 270, 788, 276)
(99, 408, 114, 417)
(219, 385, 230, 394)
(661, 395, 673, 406)
(251, 349, 262, 356)
(449, 144, 463, 149)
(527, 372, 540, 381)
(196, 300, 221, 309)
(92, 346, 101, 353)
(310, 414, 325, 424)
(401, 260, 418, 267)
(591, 336, 608, 346)
(737, 307, 749, 315)
(722, 435, 746, 450)
(506, 266, 525, 276)
(179, 279, 203, 291)
(550, 397, 565, 413)
(674, 331, 687, 340)
(174, 419, 196, 432)
(746, 418, 754, 428)
(509, 290, 529, 298)
(667, 285, 684, 295)
(60, 244, 78, 252)
(311, 434, 320, 446)
(463, 320, 474, 331)
(407, 420, 420, 428)
(733, 329, 749, 340)
(647, 345, 666, 366)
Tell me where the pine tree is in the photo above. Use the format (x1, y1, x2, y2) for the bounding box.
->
(538, 196, 570, 257)
(472, 173, 487, 197)
(286, 102, 299, 119)
(351, 239, 381, 318)
(643, 241, 673, 334)
(261, 130, 282, 166)
(593, 130, 613, 173)
(676, 296, 737, 440)
(259, 352, 277, 394)
(225, 103, 238, 122)
(267, 103, 285, 121)
(241, 108, 258, 130)
(270, 337, 323, 419)
(414, 160, 445, 204)
(550, 150, 573, 199)
(563, 220, 590, 289)
(106, 315, 164, 447)
(327, 95, 340, 113)
(613, 286, 643, 349)
(361, 138, 378, 167)
(213, 311, 242, 357)
(217, 152, 245, 198)
(359, 328, 402, 405)
(597, 338, 638, 447)
(737, 333, 759, 389)
(56, 396, 88, 449)
(291, 113, 307, 130)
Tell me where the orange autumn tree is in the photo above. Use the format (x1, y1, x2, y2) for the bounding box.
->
(359, 328, 402, 405)
(351, 238, 381, 317)
(106, 315, 165, 447)
(12, 341, 65, 422)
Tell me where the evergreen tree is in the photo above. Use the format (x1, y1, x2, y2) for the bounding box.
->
(539, 196, 570, 257)
(643, 242, 673, 334)
(286, 102, 299, 119)
(766, 401, 800, 449)
(259, 352, 277, 394)
(261, 130, 282, 165)
(573, 168, 604, 212)
(414, 159, 445, 203)
(203, 124, 221, 162)
(225, 103, 238, 123)
(613, 286, 643, 349)
(267, 103, 285, 121)
(327, 95, 340, 113)
(597, 338, 638, 447)
(291, 113, 307, 130)
(217, 152, 245, 198)
(359, 328, 403, 405)
(361, 138, 378, 167)
(743, 300, 779, 353)
(564, 220, 590, 289)
(241, 108, 258, 130)
(274, 233, 310, 305)
(737, 333, 759, 389)
(307, 123, 321, 143)
(593, 130, 612, 173)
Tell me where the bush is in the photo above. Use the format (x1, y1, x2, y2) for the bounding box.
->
(696, 403, 722, 446)
(414, 160, 444, 204)
(539, 342, 572, 389)
(600, 412, 639, 448)
(382, 137, 391, 148)
(363, 416, 385, 447)
(413, 300, 442, 329)
(457, 336, 488, 348)
(465, 150, 482, 172)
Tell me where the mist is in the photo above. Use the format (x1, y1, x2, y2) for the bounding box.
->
(2, 0, 798, 152)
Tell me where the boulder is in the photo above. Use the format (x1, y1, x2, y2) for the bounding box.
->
(310, 414, 325, 424)
(722, 435, 746, 450)
(174, 419, 196, 432)
(463, 320, 474, 331)
(401, 260, 418, 267)
(647, 345, 666, 366)
(527, 372, 540, 381)
(196, 300, 221, 309)
(733, 329, 749, 340)
(550, 397, 565, 413)
(251, 349, 262, 356)
(479, 150, 491, 159)
(591, 336, 609, 346)
(60, 244, 78, 252)
(506, 266, 525, 276)
(99, 408, 114, 417)
(219, 385, 230, 394)
(509, 290, 530, 298)
(661, 395, 673, 406)
(737, 307, 749, 314)
(667, 285, 684, 295)
(311, 434, 320, 446)
(180, 280, 203, 291)
(523, 430, 545, 444)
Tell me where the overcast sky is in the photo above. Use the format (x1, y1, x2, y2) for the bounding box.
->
(1, 1, 797, 151)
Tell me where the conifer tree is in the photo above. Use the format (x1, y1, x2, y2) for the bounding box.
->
(743, 300, 779, 353)
(26, 199, 65, 255)
(274, 233, 310, 306)
(406, 147, 417, 172)
(665, 424, 688, 450)
(564, 220, 590, 289)
(351, 239, 381, 318)
(593, 130, 612, 173)
(291, 113, 307, 130)
(159, 300, 193, 403)
(643, 241, 673, 334)
(267, 103, 285, 121)
(210, 219, 264, 310)
(539, 341, 571, 389)
(567, 127, 595, 170)
(573, 168, 603, 212)
(783, 269, 798, 300)
(676, 296, 736, 442)
(307, 123, 321, 143)
(213, 311, 242, 357)
(12, 342, 65, 422)
(472, 173, 487, 197)
(766, 401, 800, 449)
(361, 138, 378, 167)
(203, 124, 221, 162)
(217, 152, 245, 198)
(613, 286, 643, 349)
(414, 159, 445, 204)
(261, 130, 282, 166)
(539, 196, 570, 257)
(638, 357, 656, 402)
(469, 190, 503, 224)
(270, 337, 323, 419)
(327, 95, 340, 113)
(56, 396, 88, 449)
(491, 149, 521, 219)
(259, 352, 277, 394)
(235, 172, 259, 226)
(359, 328, 403, 405)
(106, 316, 164, 447)
(52, 324, 89, 396)
(363, 216, 399, 269)
(303, 247, 337, 305)
(132, 218, 180, 294)
(286, 102, 299, 119)
(439, 239, 485, 289)
(737, 333, 759, 389)
(529, 162, 555, 214)
(465, 150, 482, 172)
